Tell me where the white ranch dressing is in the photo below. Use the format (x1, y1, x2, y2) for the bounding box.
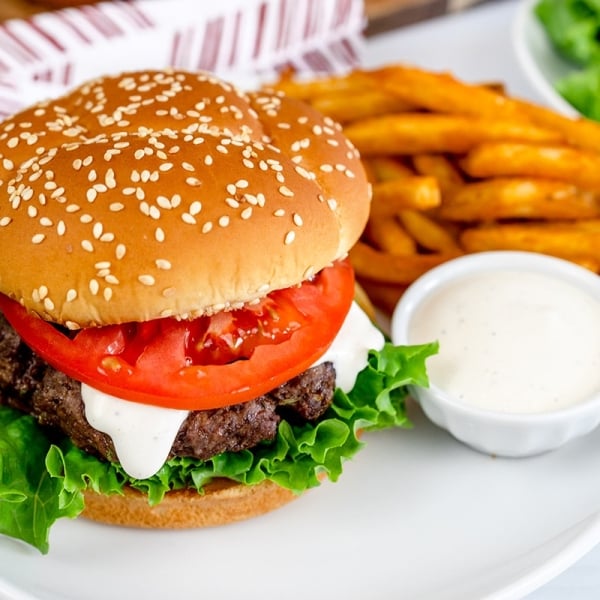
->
(81, 301, 384, 479)
(408, 270, 600, 414)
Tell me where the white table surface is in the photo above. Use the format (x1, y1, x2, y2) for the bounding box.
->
(363, 1, 600, 598)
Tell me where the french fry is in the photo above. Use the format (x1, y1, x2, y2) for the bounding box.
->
(349, 241, 458, 284)
(460, 221, 600, 256)
(412, 154, 464, 193)
(311, 90, 413, 123)
(359, 280, 408, 316)
(343, 113, 562, 156)
(399, 210, 461, 253)
(372, 176, 441, 212)
(365, 213, 417, 256)
(367, 156, 414, 181)
(461, 142, 600, 192)
(373, 64, 600, 152)
(438, 178, 600, 221)
(268, 71, 369, 100)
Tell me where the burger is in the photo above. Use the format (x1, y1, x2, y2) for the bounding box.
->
(0, 69, 436, 553)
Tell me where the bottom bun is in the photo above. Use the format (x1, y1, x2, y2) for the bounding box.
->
(82, 479, 298, 529)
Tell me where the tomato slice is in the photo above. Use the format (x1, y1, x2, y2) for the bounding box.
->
(0, 261, 354, 410)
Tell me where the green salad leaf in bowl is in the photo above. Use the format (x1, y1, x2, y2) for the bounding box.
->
(535, 0, 600, 120)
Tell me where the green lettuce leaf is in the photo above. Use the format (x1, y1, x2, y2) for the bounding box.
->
(0, 342, 437, 553)
(535, 0, 600, 120)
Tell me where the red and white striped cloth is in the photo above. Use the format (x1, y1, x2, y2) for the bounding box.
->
(0, 0, 365, 120)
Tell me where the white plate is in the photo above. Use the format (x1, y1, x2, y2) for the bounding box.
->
(512, 0, 581, 116)
(3, 404, 600, 600)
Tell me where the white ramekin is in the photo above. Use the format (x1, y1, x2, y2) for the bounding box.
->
(391, 251, 600, 457)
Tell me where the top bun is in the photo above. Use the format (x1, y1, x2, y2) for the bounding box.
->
(0, 70, 370, 328)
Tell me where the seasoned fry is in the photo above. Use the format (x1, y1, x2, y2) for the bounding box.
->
(359, 280, 408, 316)
(367, 156, 414, 181)
(372, 176, 441, 212)
(344, 113, 561, 156)
(349, 241, 458, 284)
(268, 71, 369, 100)
(460, 221, 600, 256)
(461, 142, 600, 192)
(412, 154, 464, 193)
(438, 178, 600, 221)
(311, 90, 413, 123)
(373, 64, 600, 153)
(399, 210, 461, 252)
(365, 213, 416, 255)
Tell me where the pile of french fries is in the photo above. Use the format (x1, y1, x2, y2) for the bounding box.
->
(270, 65, 600, 313)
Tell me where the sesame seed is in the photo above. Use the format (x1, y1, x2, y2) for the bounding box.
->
(225, 197, 239, 209)
(241, 207, 252, 220)
(105, 275, 119, 285)
(103, 288, 113, 302)
(182, 213, 196, 225)
(273, 208, 285, 217)
(0, 216, 11, 226)
(138, 274, 155, 286)
(109, 202, 125, 212)
(66, 289, 77, 302)
(43, 297, 55, 312)
(327, 198, 338, 211)
(279, 185, 294, 197)
(189, 201, 202, 215)
(303, 266, 315, 279)
(86, 188, 97, 202)
(155, 259, 172, 270)
(293, 213, 303, 227)
(218, 215, 230, 227)
(202, 221, 213, 234)
(226, 183, 237, 195)
(284, 231, 295, 245)
(89, 279, 100, 295)
(155, 227, 165, 242)
(81, 240, 94, 252)
(32, 233, 45, 244)
(115, 244, 126, 260)
(38, 285, 48, 299)
(186, 177, 201, 187)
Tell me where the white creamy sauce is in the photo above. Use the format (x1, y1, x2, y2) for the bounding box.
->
(81, 302, 384, 479)
(82, 384, 189, 480)
(408, 270, 600, 414)
(315, 300, 385, 392)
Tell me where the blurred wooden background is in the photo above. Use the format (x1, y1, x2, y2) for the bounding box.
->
(0, 0, 488, 31)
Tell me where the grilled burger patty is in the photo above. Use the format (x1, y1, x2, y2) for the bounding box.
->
(0, 314, 336, 464)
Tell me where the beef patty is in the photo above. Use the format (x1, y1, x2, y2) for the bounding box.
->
(0, 313, 336, 464)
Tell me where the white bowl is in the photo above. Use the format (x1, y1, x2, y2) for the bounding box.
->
(391, 251, 600, 457)
(512, 0, 580, 117)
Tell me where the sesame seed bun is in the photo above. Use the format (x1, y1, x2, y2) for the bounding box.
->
(0, 70, 370, 328)
(82, 479, 297, 529)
